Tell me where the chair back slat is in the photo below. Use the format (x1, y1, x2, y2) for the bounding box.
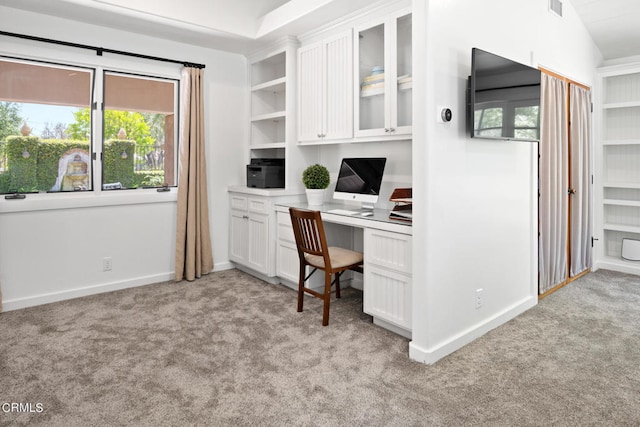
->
(289, 208, 328, 257)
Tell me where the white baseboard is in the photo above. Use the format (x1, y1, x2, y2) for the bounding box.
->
(408, 295, 537, 365)
(214, 261, 235, 272)
(2, 272, 174, 312)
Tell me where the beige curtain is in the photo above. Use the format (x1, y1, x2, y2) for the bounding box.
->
(175, 67, 214, 281)
(539, 73, 568, 294)
(569, 85, 592, 276)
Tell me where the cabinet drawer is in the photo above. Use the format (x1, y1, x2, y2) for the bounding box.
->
(248, 197, 270, 214)
(230, 195, 248, 210)
(277, 211, 295, 244)
(364, 229, 412, 274)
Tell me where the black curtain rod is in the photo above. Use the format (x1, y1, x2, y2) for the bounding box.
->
(0, 30, 205, 69)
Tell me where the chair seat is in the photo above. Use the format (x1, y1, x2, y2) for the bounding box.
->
(304, 246, 363, 270)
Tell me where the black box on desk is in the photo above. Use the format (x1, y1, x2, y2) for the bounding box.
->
(246, 158, 285, 188)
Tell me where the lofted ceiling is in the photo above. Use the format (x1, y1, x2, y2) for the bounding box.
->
(570, 0, 640, 60)
(0, 0, 639, 60)
(0, 0, 373, 53)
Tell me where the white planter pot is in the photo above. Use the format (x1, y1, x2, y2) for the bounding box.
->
(305, 189, 325, 206)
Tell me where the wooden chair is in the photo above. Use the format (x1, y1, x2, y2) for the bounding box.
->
(289, 207, 364, 326)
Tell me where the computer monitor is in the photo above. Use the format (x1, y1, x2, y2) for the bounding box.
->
(333, 157, 387, 210)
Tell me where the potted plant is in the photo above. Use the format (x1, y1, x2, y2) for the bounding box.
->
(302, 164, 330, 206)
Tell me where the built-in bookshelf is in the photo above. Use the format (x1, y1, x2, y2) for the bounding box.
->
(596, 64, 640, 274)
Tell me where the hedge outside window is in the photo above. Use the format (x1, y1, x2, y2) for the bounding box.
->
(0, 58, 179, 194)
(0, 58, 93, 193)
(101, 72, 178, 190)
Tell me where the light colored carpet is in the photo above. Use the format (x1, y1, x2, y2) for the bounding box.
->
(0, 268, 639, 426)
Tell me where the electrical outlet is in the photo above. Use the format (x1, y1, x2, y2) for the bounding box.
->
(475, 288, 483, 309)
(103, 257, 112, 271)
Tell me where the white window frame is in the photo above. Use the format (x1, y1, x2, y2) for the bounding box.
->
(0, 39, 182, 214)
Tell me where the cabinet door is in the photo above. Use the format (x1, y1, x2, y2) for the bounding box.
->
(298, 42, 323, 142)
(392, 12, 412, 135)
(247, 213, 270, 273)
(323, 30, 353, 140)
(355, 11, 412, 138)
(277, 241, 300, 283)
(229, 210, 248, 263)
(355, 19, 387, 137)
(363, 265, 412, 330)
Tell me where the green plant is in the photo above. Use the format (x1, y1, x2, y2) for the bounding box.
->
(103, 139, 135, 188)
(133, 170, 165, 188)
(302, 164, 330, 189)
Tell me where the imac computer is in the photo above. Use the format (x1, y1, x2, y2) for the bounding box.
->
(333, 157, 386, 211)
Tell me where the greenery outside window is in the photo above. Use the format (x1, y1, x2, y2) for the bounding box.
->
(0, 58, 93, 193)
(0, 57, 179, 195)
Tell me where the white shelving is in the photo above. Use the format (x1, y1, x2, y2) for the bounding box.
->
(595, 65, 640, 275)
(250, 51, 288, 150)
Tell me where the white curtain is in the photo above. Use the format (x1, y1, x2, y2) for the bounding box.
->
(569, 85, 592, 276)
(539, 74, 568, 294)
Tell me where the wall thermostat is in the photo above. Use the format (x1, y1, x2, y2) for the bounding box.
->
(441, 108, 452, 122)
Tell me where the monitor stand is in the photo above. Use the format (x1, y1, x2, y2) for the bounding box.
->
(361, 202, 375, 211)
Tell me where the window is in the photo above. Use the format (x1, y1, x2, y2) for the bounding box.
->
(0, 57, 179, 195)
(0, 58, 93, 193)
(101, 72, 178, 190)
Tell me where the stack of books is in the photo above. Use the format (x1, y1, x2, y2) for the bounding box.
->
(397, 74, 413, 91)
(388, 187, 412, 222)
(361, 66, 384, 97)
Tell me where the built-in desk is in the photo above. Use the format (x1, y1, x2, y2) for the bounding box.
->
(274, 202, 412, 338)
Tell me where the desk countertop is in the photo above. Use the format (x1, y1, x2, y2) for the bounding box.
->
(275, 202, 412, 235)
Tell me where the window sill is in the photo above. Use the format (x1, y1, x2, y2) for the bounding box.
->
(0, 189, 178, 214)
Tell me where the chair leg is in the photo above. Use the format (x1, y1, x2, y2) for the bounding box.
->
(335, 272, 341, 299)
(297, 263, 305, 313)
(322, 270, 331, 326)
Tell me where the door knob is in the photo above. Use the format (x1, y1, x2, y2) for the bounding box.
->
(568, 187, 576, 195)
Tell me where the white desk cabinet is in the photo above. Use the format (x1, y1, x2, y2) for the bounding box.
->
(274, 203, 412, 337)
(229, 194, 272, 275)
(364, 228, 412, 336)
(276, 210, 300, 283)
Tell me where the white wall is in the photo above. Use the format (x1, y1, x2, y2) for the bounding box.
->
(318, 140, 412, 209)
(0, 6, 246, 310)
(410, 0, 602, 363)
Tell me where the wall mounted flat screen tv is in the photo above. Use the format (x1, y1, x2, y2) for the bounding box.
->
(468, 48, 541, 141)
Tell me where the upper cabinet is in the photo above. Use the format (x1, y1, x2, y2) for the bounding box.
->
(355, 10, 412, 138)
(298, 30, 353, 143)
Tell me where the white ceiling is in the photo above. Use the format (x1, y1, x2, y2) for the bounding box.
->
(1, 0, 640, 60)
(0, 0, 372, 53)
(570, 0, 640, 60)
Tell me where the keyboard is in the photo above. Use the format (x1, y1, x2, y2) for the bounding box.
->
(326, 209, 358, 216)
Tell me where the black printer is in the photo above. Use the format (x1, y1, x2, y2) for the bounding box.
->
(246, 158, 285, 188)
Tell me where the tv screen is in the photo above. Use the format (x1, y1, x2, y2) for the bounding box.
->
(469, 48, 541, 141)
(333, 158, 386, 207)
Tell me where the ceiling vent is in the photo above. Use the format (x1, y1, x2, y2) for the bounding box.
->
(549, 0, 563, 17)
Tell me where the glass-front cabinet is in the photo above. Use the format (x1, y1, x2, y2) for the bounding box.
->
(354, 9, 412, 138)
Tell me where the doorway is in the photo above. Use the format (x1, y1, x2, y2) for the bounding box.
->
(538, 68, 593, 297)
